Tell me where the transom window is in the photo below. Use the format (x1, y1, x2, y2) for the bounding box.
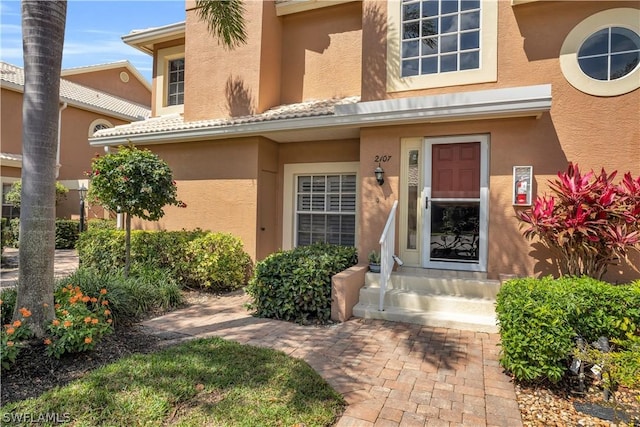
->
(295, 174, 356, 246)
(577, 27, 640, 81)
(401, 0, 481, 77)
(168, 58, 185, 106)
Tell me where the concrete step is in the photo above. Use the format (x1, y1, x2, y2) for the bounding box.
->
(353, 271, 501, 332)
(365, 272, 501, 300)
(358, 287, 496, 317)
(352, 302, 498, 333)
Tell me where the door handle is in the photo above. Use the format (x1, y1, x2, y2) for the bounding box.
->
(425, 196, 429, 209)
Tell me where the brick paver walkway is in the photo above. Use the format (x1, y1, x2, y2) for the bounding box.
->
(143, 292, 523, 427)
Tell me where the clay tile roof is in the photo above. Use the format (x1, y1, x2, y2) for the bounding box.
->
(93, 96, 360, 138)
(0, 62, 150, 121)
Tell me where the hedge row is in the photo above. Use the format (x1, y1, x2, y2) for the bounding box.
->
(496, 276, 640, 383)
(245, 243, 358, 324)
(1, 218, 96, 250)
(76, 228, 252, 291)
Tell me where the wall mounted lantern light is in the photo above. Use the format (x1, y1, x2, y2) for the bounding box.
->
(374, 164, 385, 186)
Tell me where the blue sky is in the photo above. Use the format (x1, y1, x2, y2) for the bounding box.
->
(0, 0, 186, 82)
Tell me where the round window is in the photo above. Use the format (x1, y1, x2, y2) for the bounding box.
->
(577, 27, 640, 81)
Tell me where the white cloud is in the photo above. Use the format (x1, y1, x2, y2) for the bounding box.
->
(63, 39, 148, 58)
(0, 24, 21, 34)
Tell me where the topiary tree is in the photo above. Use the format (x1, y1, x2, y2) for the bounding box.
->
(87, 145, 184, 276)
(4, 180, 69, 208)
(518, 163, 640, 279)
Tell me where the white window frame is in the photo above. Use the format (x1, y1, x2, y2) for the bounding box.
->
(283, 162, 359, 250)
(155, 45, 185, 115)
(88, 119, 113, 137)
(387, 0, 497, 92)
(167, 58, 185, 106)
(560, 8, 640, 97)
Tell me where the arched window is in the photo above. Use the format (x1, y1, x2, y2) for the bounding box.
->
(88, 119, 113, 137)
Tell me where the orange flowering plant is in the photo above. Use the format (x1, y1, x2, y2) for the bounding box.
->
(44, 285, 113, 359)
(1, 300, 33, 370)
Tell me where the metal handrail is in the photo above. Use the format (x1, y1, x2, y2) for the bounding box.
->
(378, 200, 398, 311)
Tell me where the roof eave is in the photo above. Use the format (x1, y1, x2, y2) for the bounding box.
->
(122, 22, 186, 56)
(90, 84, 553, 147)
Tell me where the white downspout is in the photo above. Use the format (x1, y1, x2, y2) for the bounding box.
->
(56, 102, 67, 178)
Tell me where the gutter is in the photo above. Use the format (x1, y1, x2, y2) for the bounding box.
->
(90, 84, 553, 147)
(56, 102, 68, 178)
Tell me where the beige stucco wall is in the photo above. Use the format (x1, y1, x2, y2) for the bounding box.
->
(0, 87, 131, 219)
(137, 137, 360, 260)
(62, 67, 151, 107)
(134, 138, 261, 259)
(280, 1, 362, 104)
(1, 89, 22, 155)
(184, 2, 273, 120)
(358, 105, 639, 282)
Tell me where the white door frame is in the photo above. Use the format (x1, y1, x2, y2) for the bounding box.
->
(422, 134, 489, 272)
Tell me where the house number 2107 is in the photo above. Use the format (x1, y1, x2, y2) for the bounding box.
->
(374, 155, 392, 163)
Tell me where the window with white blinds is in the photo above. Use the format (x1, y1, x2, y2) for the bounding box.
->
(295, 174, 356, 246)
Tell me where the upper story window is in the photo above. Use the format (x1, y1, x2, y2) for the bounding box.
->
(577, 27, 640, 81)
(387, 0, 497, 92)
(401, 0, 481, 77)
(155, 45, 185, 116)
(560, 8, 640, 96)
(167, 58, 185, 106)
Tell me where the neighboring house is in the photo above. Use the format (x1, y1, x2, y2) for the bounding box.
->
(0, 61, 151, 220)
(90, 0, 639, 325)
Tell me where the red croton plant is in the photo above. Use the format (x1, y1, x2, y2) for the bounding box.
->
(518, 163, 640, 280)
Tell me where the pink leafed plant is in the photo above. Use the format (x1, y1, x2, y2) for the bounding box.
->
(518, 163, 640, 279)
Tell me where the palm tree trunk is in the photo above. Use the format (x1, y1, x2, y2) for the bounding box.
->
(16, 0, 67, 337)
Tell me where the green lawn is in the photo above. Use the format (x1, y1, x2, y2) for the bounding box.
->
(1, 338, 345, 426)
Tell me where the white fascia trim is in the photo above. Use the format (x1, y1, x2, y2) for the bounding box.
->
(336, 84, 552, 120)
(90, 84, 552, 147)
(0, 154, 22, 168)
(122, 22, 186, 55)
(275, 0, 356, 16)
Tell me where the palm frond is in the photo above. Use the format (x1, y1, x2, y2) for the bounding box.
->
(195, 0, 247, 50)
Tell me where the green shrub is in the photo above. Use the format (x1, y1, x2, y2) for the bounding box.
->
(2, 219, 80, 249)
(1, 218, 7, 253)
(4, 218, 20, 248)
(246, 243, 358, 324)
(1, 304, 33, 370)
(496, 277, 640, 383)
(87, 219, 117, 230)
(57, 267, 183, 324)
(0, 288, 17, 325)
(45, 284, 113, 358)
(183, 232, 252, 291)
(76, 229, 126, 272)
(54, 219, 80, 249)
(77, 228, 250, 291)
(132, 229, 206, 272)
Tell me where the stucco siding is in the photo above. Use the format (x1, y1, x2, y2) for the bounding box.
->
(280, 1, 362, 104)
